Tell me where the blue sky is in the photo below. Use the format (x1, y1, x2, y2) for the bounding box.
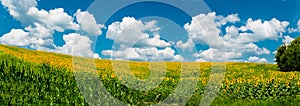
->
(0, 0, 299, 63)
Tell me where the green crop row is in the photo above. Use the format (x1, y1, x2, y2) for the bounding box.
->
(0, 52, 87, 105)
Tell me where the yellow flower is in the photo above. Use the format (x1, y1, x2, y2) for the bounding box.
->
(254, 82, 258, 87)
(288, 75, 294, 80)
(111, 73, 116, 78)
(266, 79, 270, 83)
(278, 78, 282, 83)
(202, 80, 207, 86)
(237, 78, 242, 83)
(286, 81, 290, 87)
(271, 76, 275, 80)
(225, 78, 229, 84)
(274, 83, 278, 87)
(171, 78, 175, 83)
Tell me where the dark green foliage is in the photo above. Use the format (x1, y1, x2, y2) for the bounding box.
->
(0, 52, 88, 105)
(101, 73, 181, 105)
(275, 37, 300, 71)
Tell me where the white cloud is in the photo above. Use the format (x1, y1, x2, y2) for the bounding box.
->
(287, 19, 300, 33)
(55, 33, 98, 58)
(0, 28, 54, 51)
(2, 0, 79, 31)
(135, 35, 171, 48)
(104, 17, 182, 61)
(282, 35, 295, 45)
(93, 53, 100, 59)
(180, 12, 239, 49)
(27, 7, 80, 32)
(193, 48, 243, 62)
(107, 17, 163, 48)
(178, 12, 289, 62)
(223, 14, 240, 23)
(287, 28, 298, 33)
(224, 42, 270, 55)
(0, 29, 31, 46)
(1, 0, 79, 48)
(25, 23, 53, 39)
(246, 56, 268, 63)
(234, 18, 289, 43)
(102, 47, 184, 61)
(195, 58, 207, 62)
(74, 9, 104, 36)
(1, 0, 37, 23)
(224, 26, 239, 39)
(176, 39, 194, 51)
(0, 0, 102, 58)
(272, 50, 277, 55)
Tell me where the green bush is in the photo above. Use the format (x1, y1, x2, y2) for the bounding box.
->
(275, 37, 300, 71)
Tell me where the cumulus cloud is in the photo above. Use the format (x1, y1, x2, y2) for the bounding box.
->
(2, 0, 79, 31)
(194, 48, 242, 62)
(1, 0, 83, 51)
(1, 23, 56, 50)
(102, 47, 183, 61)
(287, 19, 300, 33)
(179, 12, 240, 49)
(0, 0, 103, 58)
(27, 7, 80, 31)
(224, 42, 270, 55)
(1, 0, 37, 23)
(193, 44, 270, 62)
(134, 35, 171, 48)
(55, 33, 99, 58)
(178, 12, 289, 62)
(287, 28, 298, 33)
(106, 17, 163, 48)
(176, 39, 194, 51)
(25, 23, 53, 39)
(74, 9, 104, 36)
(0, 29, 31, 46)
(223, 18, 288, 60)
(103, 17, 183, 61)
(234, 18, 289, 43)
(246, 56, 268, 63)
(282, 35, 295, 45)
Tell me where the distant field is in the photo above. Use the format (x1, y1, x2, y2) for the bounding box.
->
(0, 44, 300, 105)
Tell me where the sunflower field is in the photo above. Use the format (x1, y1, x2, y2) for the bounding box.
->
(0, 44, 300, 106)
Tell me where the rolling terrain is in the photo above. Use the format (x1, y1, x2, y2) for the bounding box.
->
(0, 44, 300, 105)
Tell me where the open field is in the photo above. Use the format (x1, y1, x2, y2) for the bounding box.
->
(0, 44, 300, 105)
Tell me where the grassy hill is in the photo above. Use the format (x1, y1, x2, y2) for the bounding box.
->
(0, 44, 300, 105)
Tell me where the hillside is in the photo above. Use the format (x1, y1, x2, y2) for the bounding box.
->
(0, 44, 300, 105)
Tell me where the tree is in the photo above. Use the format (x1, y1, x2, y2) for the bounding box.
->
(275, 37, 300, 71)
